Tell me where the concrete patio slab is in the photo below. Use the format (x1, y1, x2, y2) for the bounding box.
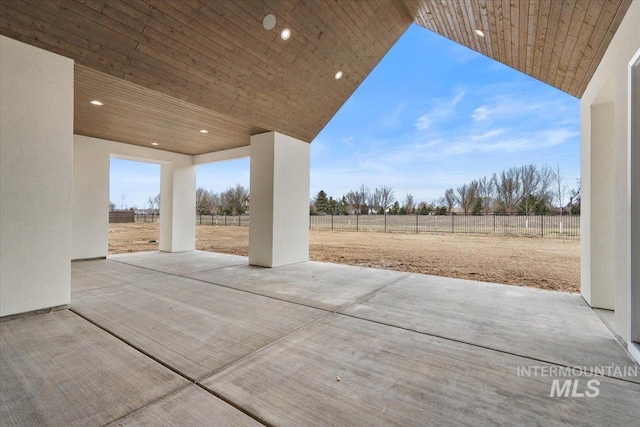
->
(203, 314, 640, 427)
(0, 310, 188, 426)
(110, 250, 247, 275)
(72, 259, 166, 293)
(186, 261, 409, 311)
(106, 385, 262, 426)
(71, 274, 326, 380)
(341, 273, 640, 383)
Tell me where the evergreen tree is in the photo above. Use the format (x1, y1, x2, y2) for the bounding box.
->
(314, 190, 329, 214)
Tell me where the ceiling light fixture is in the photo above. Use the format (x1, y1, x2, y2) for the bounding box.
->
(90, 100, 103, 106)
(151, 142, 159, 146)
(263, 14, 276, 30)
(335, 71, 343, 80)
(280, 28, 291, 40)
(474, 29, 485, 37)
(199, 129, 209, 134)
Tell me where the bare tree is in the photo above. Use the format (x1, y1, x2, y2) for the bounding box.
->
(195, 187, 211, 214)
(537, 164, 555, 206)
(346, 189, 365, 214)
(357, 185, 370, 214)
(519, 164, 541, 215)
(444, 188, 456, 214)
(476, 176, 495, 212)
(369, 188, 382, 213)
(493, 168, 521, 212)
(554, 163, 568, 214)
(403, 193, 415, 214)
(119, 193, 127, 210)
(379, 186, 394, 212)
(457, 183, 478, 214)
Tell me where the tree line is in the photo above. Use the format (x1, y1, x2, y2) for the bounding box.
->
(311, 163, 580, 216)
(196, 184, 249, 215)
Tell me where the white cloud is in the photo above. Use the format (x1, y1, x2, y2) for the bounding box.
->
(414, 88, 466, 130)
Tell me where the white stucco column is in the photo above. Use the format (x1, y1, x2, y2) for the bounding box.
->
(160, 162, 196, 252)
(0, 36, 73, 316)
(72, 138, 110, 260)
(630, 49, 640, 345)
(581, 101, 616, 310)
(249, 132, 310, 267)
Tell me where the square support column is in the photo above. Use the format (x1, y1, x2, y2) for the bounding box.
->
(160, 162, 196, 252)
(0, 36, 73, 316)
(249, 132, 310, 267)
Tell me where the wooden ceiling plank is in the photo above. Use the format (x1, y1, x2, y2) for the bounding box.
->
(531, 0, 550, 80)
(43, 0, 143, 48)
(523, 0, 541, 76)
(512, 0, 537, 73)
(453, 0, 477, 53)
(545, 1, 576, 88)
(461, 0, 488, 55)
(0, 4, 134, 78)
(500, 0, 512, 66)
(554, 0, 588, 90)
(194, 0, 355, 109)
(537, 0, 563, 84)
(75, 72, 254, 136)
(576, 0, 633, 97)
(77, 0, 148, 33)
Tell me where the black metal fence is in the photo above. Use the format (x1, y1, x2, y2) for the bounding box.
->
(310, 213, 580, 237)
(134, 213, 159, 223)
(133, 212, 580, 238)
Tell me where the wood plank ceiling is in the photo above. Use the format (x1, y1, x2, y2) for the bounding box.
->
(0, 0, 632, 155)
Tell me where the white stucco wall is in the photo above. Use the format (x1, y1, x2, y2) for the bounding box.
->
(581, 1, 640, 344)
(0, 36, 74, 316)
(71, 135, 194, 259)
(249, 132, 310, 267)
(72, 138, 110, 260)
(159, 162, 196, 252)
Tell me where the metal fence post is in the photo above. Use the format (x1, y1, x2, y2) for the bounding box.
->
(331, 213, 334, 231)
(356, 212, 359, 232)
(384, 213, 387, 232)
(224, 215, 227, 226)
(416, 212, 419, 234)
(541, 214, 544, 237)
(451, 214, 454, 234)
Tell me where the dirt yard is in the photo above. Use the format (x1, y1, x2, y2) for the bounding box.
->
(109, 223, 580, 293)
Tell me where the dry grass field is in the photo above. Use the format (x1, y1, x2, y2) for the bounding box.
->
(109, 223, 580, 293)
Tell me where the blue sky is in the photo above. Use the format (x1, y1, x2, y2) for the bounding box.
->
(110, 24, 580, 209)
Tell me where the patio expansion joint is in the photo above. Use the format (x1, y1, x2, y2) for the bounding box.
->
(68, 308, 197, 383)
(335, 311, 640, 386)
(109, 258, 337, 312)
(70, 307, 273, 426)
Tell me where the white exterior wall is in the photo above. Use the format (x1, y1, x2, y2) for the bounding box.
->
(159, 162, 196, 252)
(72, 138, 110, 259)
(249, 132, 310, 267)
(71, 135, 194, 259)
(581, 1, 640, 348)
(0, 36, 74, 316)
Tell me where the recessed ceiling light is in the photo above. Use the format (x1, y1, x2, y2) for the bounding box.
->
(199, 129, 208, 134)
(263, 14, 276, 30)
(335, 71, 343, 80)
(474, 29, 485, 37)
(90, 100, 103, 106)
(151, 142, 159, 146)
(280, 28, 291, 40)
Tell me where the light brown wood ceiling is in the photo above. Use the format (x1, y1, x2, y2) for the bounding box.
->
(403, 0, 632, 98)
(0, 1, 632, 155)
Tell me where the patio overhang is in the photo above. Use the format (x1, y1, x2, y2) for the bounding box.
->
(0, 0, 632, 154)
